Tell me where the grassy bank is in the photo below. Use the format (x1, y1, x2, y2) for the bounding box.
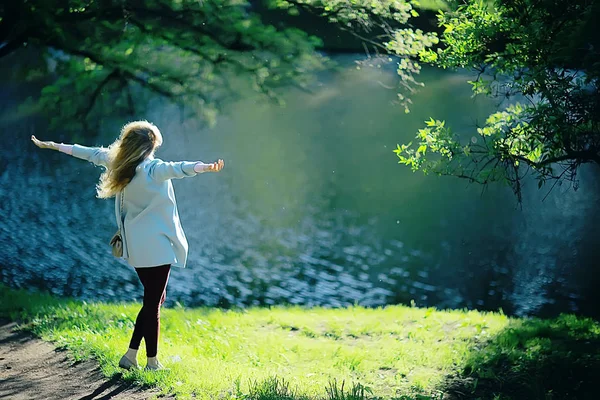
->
(1, 285, 599, 400)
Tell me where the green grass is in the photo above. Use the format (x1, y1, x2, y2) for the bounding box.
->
(2, 284, 599, 400)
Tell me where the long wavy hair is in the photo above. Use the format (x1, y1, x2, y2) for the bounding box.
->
(97, 120, 163, 198)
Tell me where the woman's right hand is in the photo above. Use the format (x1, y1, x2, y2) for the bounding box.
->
(31, 135, 57, 150)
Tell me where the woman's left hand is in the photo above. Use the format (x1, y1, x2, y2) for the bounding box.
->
(31, 135, 57, 150)
(206, 159, 225, 172)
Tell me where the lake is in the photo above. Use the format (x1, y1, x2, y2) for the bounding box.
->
(1, 54, 599, 318)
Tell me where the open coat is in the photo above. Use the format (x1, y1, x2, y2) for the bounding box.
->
(72, 144, 201, 268)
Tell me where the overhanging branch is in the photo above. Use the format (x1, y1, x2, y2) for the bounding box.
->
(511, 150, 600, 168)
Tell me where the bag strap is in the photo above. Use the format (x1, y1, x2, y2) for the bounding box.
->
(119, 190, 125, 225)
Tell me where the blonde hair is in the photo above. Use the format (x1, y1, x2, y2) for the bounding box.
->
(97, 120, 163, 198)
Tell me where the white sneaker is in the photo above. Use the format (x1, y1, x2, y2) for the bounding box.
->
(145, 360, 167, 371)
(118, 355, 139, 370)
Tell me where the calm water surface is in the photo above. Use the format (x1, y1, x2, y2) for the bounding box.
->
(1, 55, 599, 318)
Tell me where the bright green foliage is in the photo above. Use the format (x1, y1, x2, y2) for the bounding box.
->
(393, 0, 600, 198)
(0, 0, 326, 131)
(395, 118, 464, 173)
(411, 0, 450, 11)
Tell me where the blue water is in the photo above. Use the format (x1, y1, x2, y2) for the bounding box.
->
(1, 55, 599, 318)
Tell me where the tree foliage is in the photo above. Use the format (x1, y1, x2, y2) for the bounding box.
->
(1, 0, 442, 135)
(269, 0, 439, 111)
(0, 0, 326, 131)
(1, 0, 438, 133)
(392, 0, 600, 199)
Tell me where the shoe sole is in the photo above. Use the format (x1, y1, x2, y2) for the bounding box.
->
(145, 366, 169, 371)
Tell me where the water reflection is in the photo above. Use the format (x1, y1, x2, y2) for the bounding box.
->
(1, 55, 599, 318)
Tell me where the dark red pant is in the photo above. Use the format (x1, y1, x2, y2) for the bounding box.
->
(129, 264, 171, 358)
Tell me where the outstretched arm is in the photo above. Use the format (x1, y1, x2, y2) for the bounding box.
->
(149, 159, 225, 181)
(31, 135, 109, 167)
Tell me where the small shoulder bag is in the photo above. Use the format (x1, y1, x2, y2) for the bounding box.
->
(110, 191, 124, 257)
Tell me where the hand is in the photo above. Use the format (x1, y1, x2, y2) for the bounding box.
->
(206, 159, 224, 172)
(31, 135, 57, 150)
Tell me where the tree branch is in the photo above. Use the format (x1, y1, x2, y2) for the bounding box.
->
(127, 17, 261, 74)
(81, 69, 120, 119)
(46, 42, 194, 100)
(511, 150, 600, 168)
(281, 0, 394, 53)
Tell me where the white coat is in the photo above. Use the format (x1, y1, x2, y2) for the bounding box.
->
(72, 144, 203, 268)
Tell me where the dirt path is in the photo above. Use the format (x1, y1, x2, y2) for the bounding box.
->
(0, 319, 173, 400)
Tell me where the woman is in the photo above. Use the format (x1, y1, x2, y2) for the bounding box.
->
(31, 120, 224, 370)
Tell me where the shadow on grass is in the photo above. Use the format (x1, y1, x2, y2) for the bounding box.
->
(439, 314, 600, 400)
